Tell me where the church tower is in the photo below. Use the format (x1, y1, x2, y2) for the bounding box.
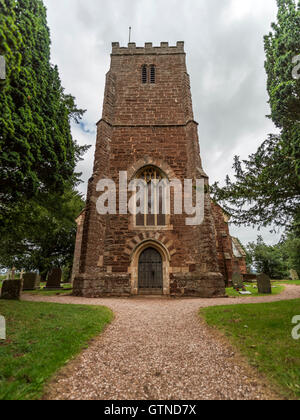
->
(73, 42, 225, 297)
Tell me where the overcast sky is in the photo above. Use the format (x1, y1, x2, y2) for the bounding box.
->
(43, 0, 282, 246)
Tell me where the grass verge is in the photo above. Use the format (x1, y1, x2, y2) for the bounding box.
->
(278, 280, 300, 286)
(22, 283, 73, 297)
(226, 284, 285, 298)
(200, 299, 300, 400)
(0, 300, 113, 400)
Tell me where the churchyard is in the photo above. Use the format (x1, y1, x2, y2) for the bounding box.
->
(201, 299, 300, 400)
(0, 276, 299, 400)
(0, 299, 112, 400)
(1, 0, 299, 404)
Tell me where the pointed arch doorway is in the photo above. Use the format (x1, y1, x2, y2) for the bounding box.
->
(138, 247, 163, 295)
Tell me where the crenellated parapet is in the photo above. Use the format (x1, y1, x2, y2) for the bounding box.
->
(111, 41, 185, 56)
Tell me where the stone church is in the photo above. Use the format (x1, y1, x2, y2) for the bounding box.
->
(72, 41, 246, 298)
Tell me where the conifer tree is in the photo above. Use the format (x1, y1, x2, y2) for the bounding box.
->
(0, 0, 86, 208)
(212, 0, 300, 230)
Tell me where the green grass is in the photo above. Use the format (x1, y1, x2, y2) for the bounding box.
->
(22, 289, 72, 296)
(200, 299, 300, 400)
(0, 280, 73, 297)
(277, 280, 300, 286)
(23, 290, 72, 296)
(22, 283, 73, 297)
(0, 300, 113, 400)
(226, 284, 285, 298)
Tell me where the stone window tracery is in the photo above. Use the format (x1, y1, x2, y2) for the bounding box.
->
(135, 166, 166, 227)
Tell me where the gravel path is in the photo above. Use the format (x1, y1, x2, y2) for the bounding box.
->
(22, 285, 300, 400)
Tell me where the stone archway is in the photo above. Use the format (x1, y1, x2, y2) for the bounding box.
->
(127, 156, 177, 182)
(130, 239, 170, 295)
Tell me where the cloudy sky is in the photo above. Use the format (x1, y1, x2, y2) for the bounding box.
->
(43, 0, 282, 245)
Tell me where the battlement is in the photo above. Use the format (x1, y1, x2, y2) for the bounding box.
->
(111, 41, 185, 56)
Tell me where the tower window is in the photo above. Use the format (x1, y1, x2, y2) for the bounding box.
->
(141, 65, 156, 84)
(150, 65, 156, 84)
(135, 166, 166, 227)
(142, 65, 147, 84)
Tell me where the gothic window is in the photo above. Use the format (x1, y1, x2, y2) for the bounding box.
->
(135, 166, 166, 227)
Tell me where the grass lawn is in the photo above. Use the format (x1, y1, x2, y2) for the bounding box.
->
(277, 280, 300, 286)
(22, 283, 73, 297)
(200, 299, 300, 400)
(0, 300, 113, 400)
(226, 284, 285, 298)
(22, 289, 72, 297)
(0, 281, 73, 297)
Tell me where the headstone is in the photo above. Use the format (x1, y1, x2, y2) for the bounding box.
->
(232, 272, 244, 290)
(46, 268, 62, 289)
(290, 270, 299, 281)
(22, 273, 40, 291)
(257, 273, 272, 294)
(239, 291, 252, 295)
(1, 280, 23, 300)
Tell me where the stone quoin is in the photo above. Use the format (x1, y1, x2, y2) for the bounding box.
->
(72, 41, 244, 297)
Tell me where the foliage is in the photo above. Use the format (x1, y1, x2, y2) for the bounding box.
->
(280, 230, 300, 274)
(265, 0, 300, 131)
(246, 236, 287, 278)
(0, 187, 85, 276)
(0, 0, 87, 209)
(247, 231, 300, 278)
(212, 0, 300, 230)
(0, 300, 112, 400)
(0, 0, 22, 78)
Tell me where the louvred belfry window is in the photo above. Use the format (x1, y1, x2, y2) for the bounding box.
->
(142, 65, 147, 84)
(150, 65, 156, 84)
(141, 65, 156, 84)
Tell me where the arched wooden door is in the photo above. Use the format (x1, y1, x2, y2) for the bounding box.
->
(138, 248, 163, 292)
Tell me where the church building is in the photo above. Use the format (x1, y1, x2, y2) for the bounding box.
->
(72, 41, 244, 298)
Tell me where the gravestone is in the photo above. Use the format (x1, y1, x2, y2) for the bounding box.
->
(46, 268, 62, 289)
(1, 280, 23, 300)
(22, 273, 40, 291)
(290, 270, 299, 281)
(257, 273, 272, 294)
(232, 272, 244, 290)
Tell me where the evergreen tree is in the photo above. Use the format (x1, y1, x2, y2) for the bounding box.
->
(0, 187, 85, 278)
(0, 0, 86, 209)
(281, 230, 300, 275)
(212, 0, 300, 230)
(247, 236, 288, 279)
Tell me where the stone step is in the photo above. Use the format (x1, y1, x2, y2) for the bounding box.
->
(138, 288, 163, 296)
